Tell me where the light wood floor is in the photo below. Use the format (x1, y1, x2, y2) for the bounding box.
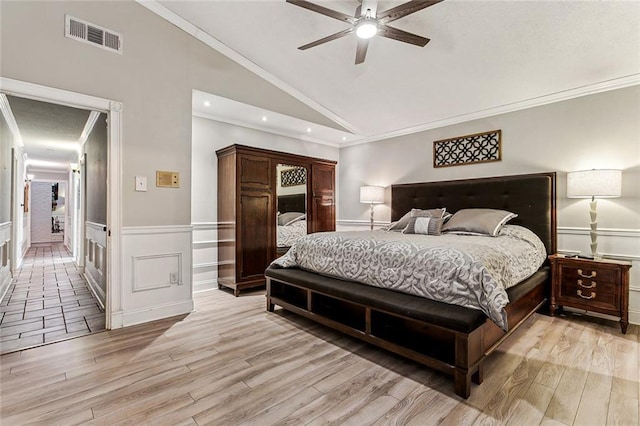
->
(1, 288, 638, 425)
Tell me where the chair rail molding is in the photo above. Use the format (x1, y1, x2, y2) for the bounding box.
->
(192, 222, 221, 292)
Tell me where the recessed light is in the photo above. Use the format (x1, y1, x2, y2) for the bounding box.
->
(262, 116, 268, 122)
(306, 127, 312, 133)
(204, 101, 211, 107)
(342, 136, 347, 141)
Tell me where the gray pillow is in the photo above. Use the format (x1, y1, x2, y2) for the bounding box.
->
(441, 208, 517, 237)
(402, 216, 444, 235)
(278, 212, 305, 226)
(388, 208, 446, 231)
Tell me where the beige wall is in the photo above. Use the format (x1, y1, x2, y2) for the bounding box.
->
(0, 0, 339, 227)
(338, 86, 640, 231)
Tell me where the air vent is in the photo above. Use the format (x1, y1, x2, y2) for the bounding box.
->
(65, 15, 122, 54)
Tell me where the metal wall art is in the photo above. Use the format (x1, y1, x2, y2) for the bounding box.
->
(280, 166, 307, 187)
(433, 129, 502, 168)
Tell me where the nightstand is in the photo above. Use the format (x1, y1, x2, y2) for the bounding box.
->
(549, 254, 632, 333)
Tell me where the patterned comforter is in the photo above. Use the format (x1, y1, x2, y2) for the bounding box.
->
(271, 225, 547, 331)
(277, 220, 307, 247)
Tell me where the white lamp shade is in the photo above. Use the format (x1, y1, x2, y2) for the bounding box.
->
(360, 185, 385, 204)
(567, 169, 622, 198)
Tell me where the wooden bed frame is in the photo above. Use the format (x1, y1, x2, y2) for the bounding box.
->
(265, 172, 556, 398)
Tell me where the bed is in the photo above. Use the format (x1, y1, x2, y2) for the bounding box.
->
(265, 172, 556, 398)
(277, 194, 307, 254)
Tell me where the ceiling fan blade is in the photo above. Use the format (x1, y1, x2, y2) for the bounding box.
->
(298, 28, 354, 50)
(378, 0, 443, 24)
(379, 25, 430, 47)
(355, 38, 369, 64)
(286, 0, 355, 24)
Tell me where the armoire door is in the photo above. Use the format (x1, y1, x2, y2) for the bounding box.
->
(310, 163, 335, 233)
(238, 191, 273, 281)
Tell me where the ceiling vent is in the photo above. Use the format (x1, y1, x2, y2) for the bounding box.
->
(65, 15, 122, 54)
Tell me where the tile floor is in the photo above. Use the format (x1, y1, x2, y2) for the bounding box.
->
(0, 243, 105, 354)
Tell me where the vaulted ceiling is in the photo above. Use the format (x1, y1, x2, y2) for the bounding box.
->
(155, 0, 640, 144)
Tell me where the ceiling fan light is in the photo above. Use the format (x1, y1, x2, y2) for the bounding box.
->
(356, 19, 378, 39)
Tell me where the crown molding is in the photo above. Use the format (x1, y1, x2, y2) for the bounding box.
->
(342, 74, 640, 147)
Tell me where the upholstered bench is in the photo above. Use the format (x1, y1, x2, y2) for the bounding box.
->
(265, 265, 548, 398)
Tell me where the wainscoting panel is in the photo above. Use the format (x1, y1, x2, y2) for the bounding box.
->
(132, 253, 181, 291)
(84, 221, 106, 308)
(0, 222, 12, 303)
(21, 213, 29, 260)
(192, 222, 219, 292)
(120, 225, 193, 326)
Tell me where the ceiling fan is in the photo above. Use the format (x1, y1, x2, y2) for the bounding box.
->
(286, 0, 443, 64)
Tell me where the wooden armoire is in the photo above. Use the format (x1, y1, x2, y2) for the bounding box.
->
(216, 144, 336, 296)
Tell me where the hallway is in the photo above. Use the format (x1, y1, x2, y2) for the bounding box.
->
(0, 243, 105, 354)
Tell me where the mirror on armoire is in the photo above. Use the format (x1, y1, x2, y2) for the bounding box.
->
(276, 164, 307, 255)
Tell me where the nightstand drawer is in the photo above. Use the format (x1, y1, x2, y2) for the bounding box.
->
(558, 279, 620, 310)
(559, 265, 620, 285)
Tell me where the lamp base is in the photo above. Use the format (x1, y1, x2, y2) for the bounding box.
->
(589, 198, 598, 258)
(369, 203, 374, 230)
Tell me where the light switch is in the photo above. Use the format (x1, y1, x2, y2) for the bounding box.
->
(135, 176, 147, 192)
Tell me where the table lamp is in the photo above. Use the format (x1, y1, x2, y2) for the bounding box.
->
(567, 169, 621, 258)
(360, 186, 385, 230)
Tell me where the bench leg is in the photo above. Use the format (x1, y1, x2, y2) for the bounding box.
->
(266, 297, 275, 312)
(472, 362, 483, 385)
(454, 368, 471, 399)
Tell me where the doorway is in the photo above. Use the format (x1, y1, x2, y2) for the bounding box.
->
(0, 78, 121, 350)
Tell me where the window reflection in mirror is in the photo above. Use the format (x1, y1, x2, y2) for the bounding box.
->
(276, 164, 307, 254)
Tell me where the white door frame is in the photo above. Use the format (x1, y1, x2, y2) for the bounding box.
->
(9, 148, 19, 273)
(1, 77, 122, 329)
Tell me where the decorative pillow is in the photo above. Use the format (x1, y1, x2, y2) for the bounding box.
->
(441, 208, 518, 237)
(388, 208, 446, 231)
(278, 212, 305, 226)
(402, 216, 444, 235)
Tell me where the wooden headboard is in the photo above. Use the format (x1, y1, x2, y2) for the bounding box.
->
(277, 194, 306, 214)
(391, 172, 557, 255)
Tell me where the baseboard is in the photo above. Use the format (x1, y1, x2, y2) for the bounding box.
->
(83, 270, 106, 311)
(121, 299, 194, 327)
(193, 278, 217, 293)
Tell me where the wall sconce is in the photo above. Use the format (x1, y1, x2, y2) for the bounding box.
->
(567, 169, 622, 258)
(360, 185, 385, 230)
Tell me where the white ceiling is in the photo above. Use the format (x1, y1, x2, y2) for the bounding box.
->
(5, 95, 89, 173)
(155, 0, 640, 144)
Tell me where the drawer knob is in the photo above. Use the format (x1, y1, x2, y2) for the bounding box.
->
(577, 289, 596, 300)
(577, 269, 597, 279)
(577, 279, 596, 289)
